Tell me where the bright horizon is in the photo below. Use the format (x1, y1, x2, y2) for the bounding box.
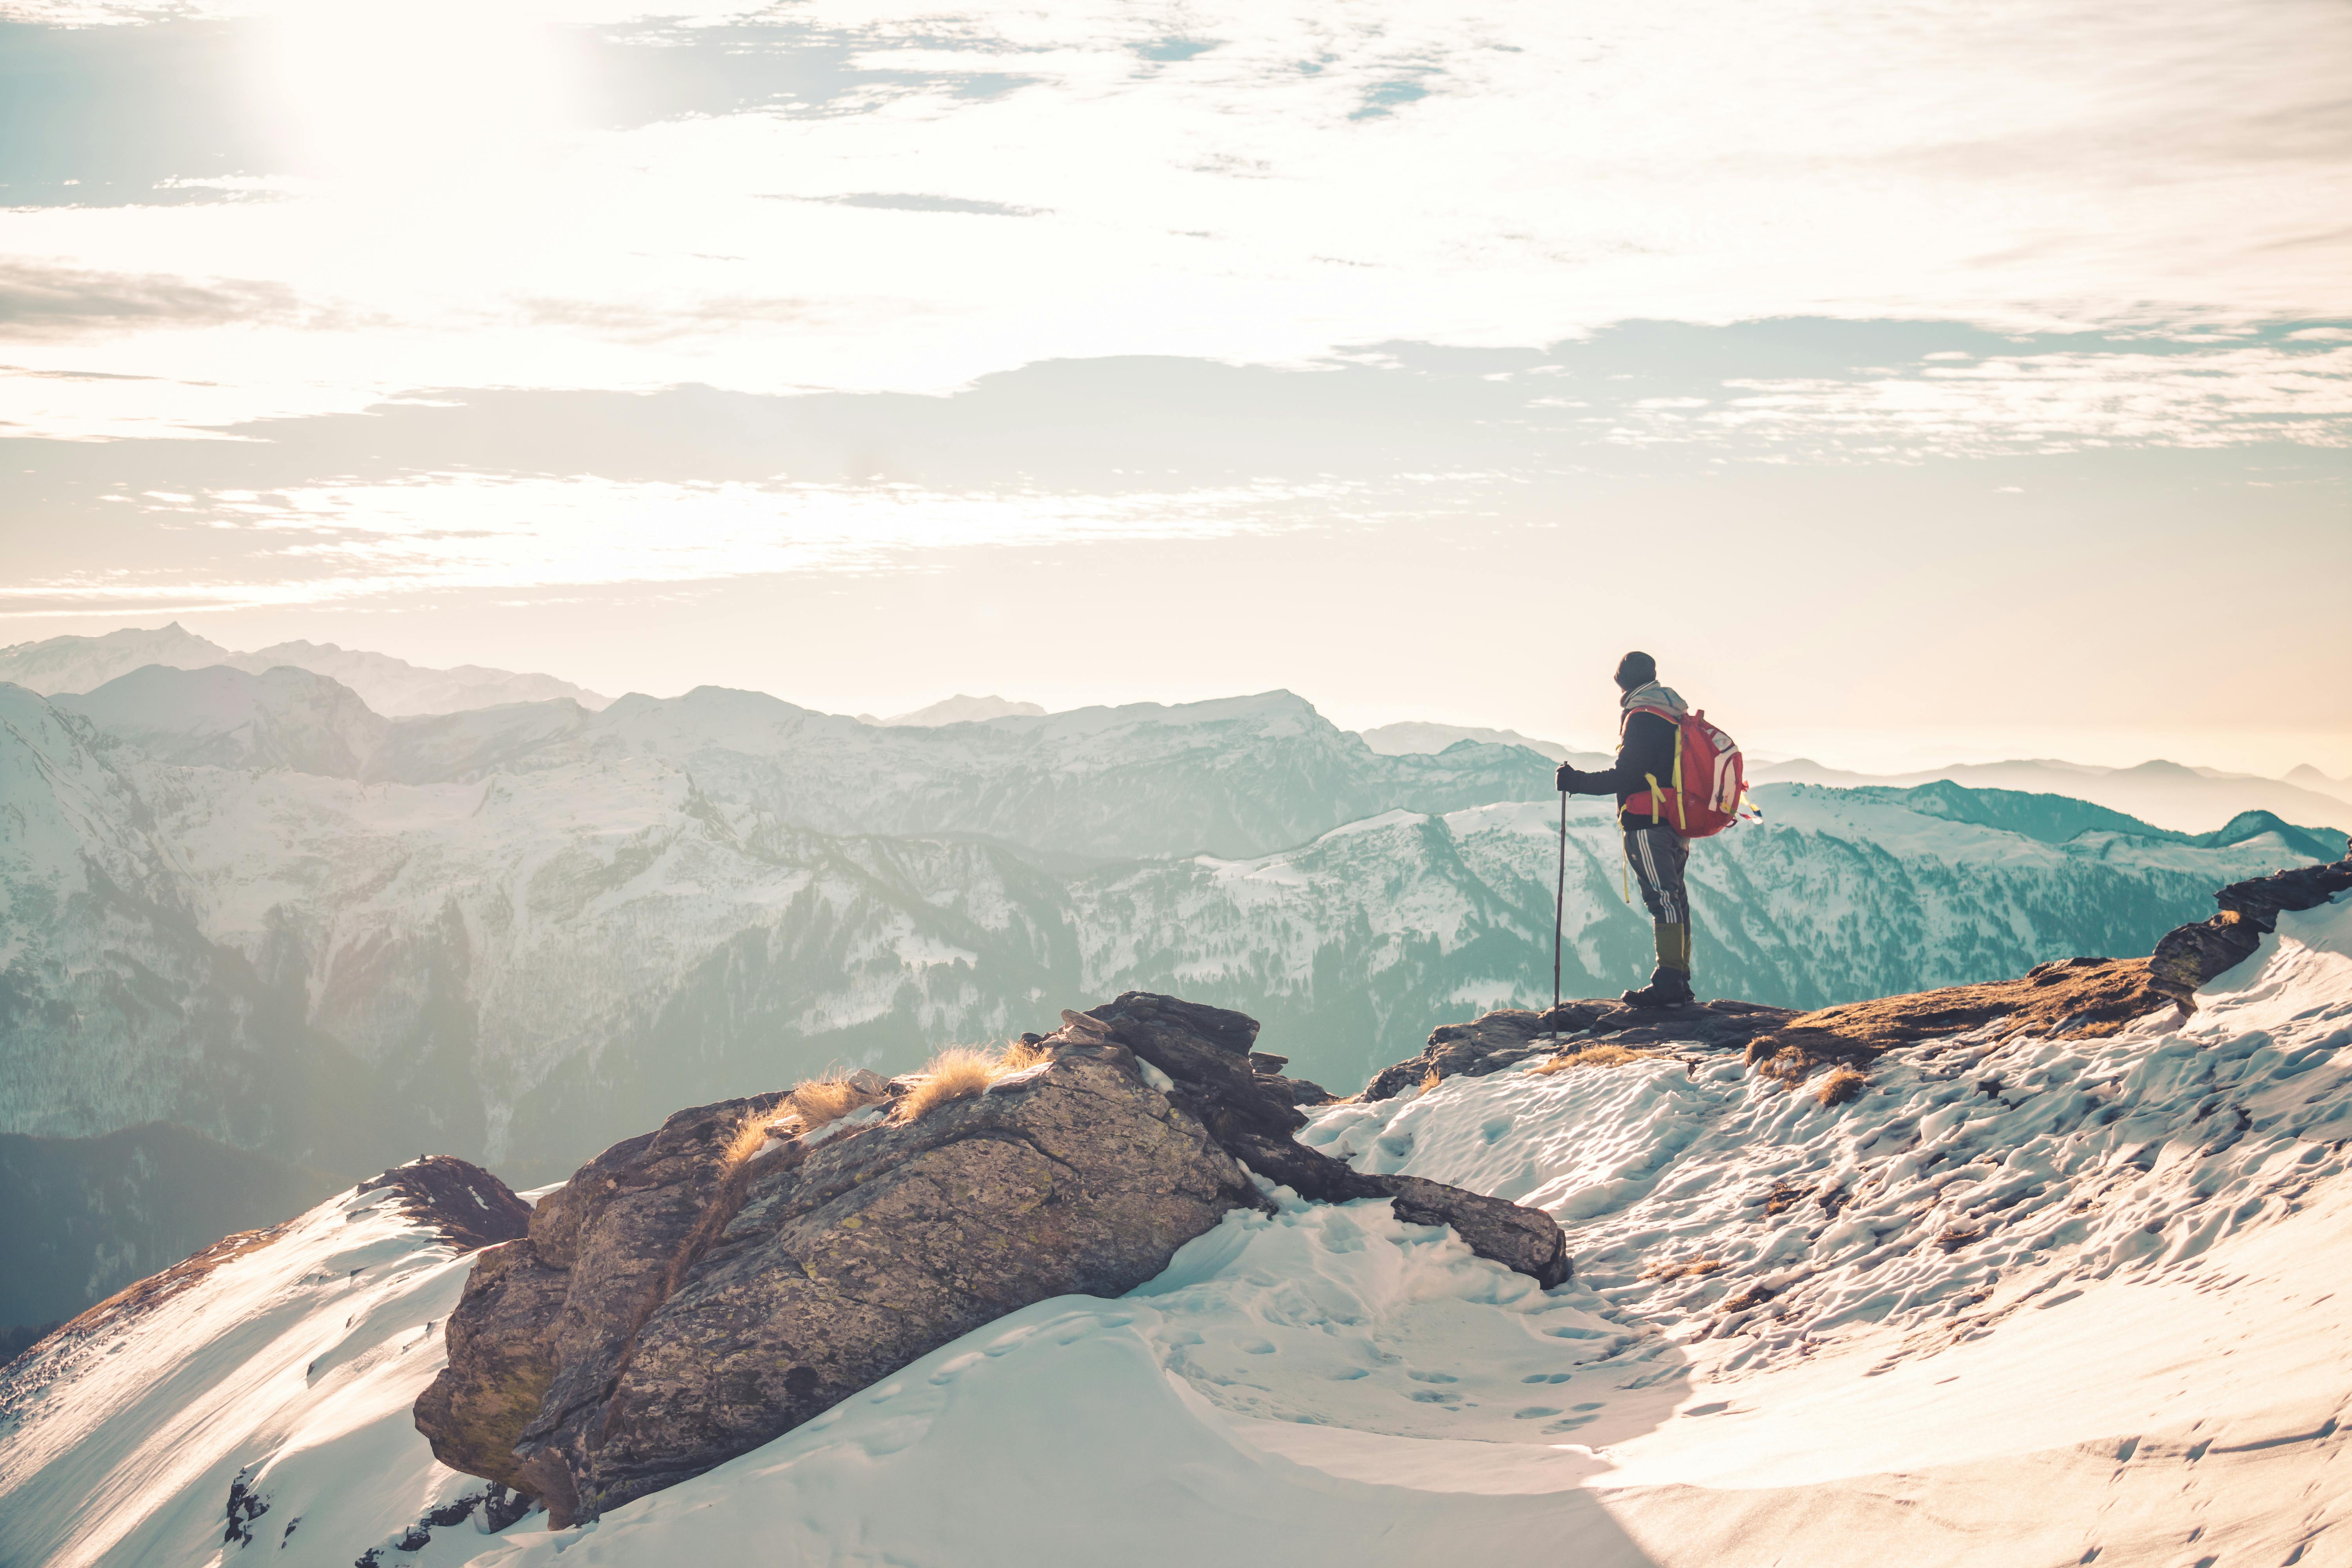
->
(4, 0, 2347, 776)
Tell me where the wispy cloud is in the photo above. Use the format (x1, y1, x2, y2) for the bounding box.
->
(0, 471, 1378, 609)
(1593, 342, 2352, 457)
(0, 260, 305, 338)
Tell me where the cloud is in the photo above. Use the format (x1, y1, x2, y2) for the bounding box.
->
(0, 261, 303, 338)
(794, 192, 1047, 216)
(0, 0, 2342, 409)
(0, 470, 1365, 609)
(1601, 342, 2352, 456)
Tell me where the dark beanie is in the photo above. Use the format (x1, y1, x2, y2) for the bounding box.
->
(1615, 651, 1657, 690)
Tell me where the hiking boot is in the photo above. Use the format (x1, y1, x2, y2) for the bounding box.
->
(1618, 967, 1696, 1009)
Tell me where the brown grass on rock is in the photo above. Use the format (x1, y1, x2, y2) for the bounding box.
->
(1642, 1255, 1728, 1281)
(1530, 1042, 1642, 1074)
(789, 1071, 886, 1132)
(893, 1041, 1053, 1125)
(1745, 956, 2169, 1082)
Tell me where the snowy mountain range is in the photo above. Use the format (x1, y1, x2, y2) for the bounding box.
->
(2, 667, 2334, 1211)
(4, 894, 2347, 1568)
(0, 624, 609, 717)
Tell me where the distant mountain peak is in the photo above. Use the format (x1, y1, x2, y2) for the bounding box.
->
(877, 694, 1048, 726)
(0, 624, 607, 717)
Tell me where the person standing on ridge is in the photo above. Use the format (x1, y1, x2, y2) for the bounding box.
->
(1555, 651, 1700, 1008)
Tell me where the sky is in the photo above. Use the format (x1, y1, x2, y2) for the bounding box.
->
(2, 0, 2347, 771)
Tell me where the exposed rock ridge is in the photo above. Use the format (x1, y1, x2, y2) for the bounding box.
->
(356, 1156, 533, 1253)
(1362, 855, 2352, 1096)
(2149, 856, 2352, 1003)
(415, 994, 1568, 1527)
(1360, 1000, 1794, 1102)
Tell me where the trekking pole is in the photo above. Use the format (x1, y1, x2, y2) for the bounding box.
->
(1552, 788, 1568, 1016)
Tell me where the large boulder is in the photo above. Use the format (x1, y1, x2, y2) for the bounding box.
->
(416, 994, 1568, 1526)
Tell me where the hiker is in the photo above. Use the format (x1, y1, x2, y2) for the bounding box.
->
(1555, 651, 1700, 1008)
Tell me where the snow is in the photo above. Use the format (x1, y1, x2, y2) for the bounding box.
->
(13, 897, 2346, 1565)
(439, 885, 2352, 1564)
(0, 1178, 522, 1568)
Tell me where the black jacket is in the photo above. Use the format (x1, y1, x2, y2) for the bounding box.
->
(1557, 709, 1679, 826)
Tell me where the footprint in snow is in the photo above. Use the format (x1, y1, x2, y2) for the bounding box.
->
(1514, 1407, 1563, 1419)
(1407, 1370, 1460, 1384)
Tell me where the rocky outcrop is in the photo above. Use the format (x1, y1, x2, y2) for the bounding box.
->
(1741, 857, 2347, 1078)
(1741, 956, 2167, 1081)
(415, 994, 1567, 1526)
(357, 1156, 533, 1253)
(2150, 857, 2352, 1004)
(1362, 999, 1795, 1101)
(1371, 857, 2352, 1093)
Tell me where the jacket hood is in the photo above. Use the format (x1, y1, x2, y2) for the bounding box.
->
(1620, 681, 1688, 716)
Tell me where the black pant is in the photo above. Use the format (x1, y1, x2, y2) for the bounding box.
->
(1623, 825, 1688, 926)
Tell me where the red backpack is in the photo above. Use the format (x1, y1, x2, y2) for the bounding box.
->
(1622, 705, 1747, 838)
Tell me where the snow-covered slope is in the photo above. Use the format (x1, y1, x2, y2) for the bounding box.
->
(0, 1172, 530, 1568)
(0, 625, 606, 717)
(1, 676, 2328, 1188)
(15, 897, 2344, 1566)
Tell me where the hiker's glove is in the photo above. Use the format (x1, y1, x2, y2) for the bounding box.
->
(1554, 763, 1583, 792)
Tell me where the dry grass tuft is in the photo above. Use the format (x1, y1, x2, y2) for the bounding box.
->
(1419, 1065, 1442, 1093)
(1815, 1065, 1869, 1107)
(1642, 1255, 1728, 1281)
(1529, 1042, 1642, 1074)
(723, 1112, 780, 1169)
(893, 1039, 1054, 1125)
(789, 1071, 882, 1131)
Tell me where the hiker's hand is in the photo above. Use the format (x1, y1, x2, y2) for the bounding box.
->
(1554, 763, 1582, 792)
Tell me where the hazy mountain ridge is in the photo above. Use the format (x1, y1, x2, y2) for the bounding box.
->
(0, 678, 2327, 1195)
(0, 624, 608, 717)
(1759, 754, 2352, 834)
(1356, 720, 1608, 767)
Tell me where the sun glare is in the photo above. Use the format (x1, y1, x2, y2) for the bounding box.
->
(253, 1, 575, 184)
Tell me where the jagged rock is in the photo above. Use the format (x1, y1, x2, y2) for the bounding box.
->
(1071, 995, 1568, 1290)
(356, 1156, 532, 1253)
(2152, 857, 2352, 1004)
(416, 993, 1568, 1526)
(2148, 913, 2265, 1001)
(1362, 1000, 1795, 1102)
